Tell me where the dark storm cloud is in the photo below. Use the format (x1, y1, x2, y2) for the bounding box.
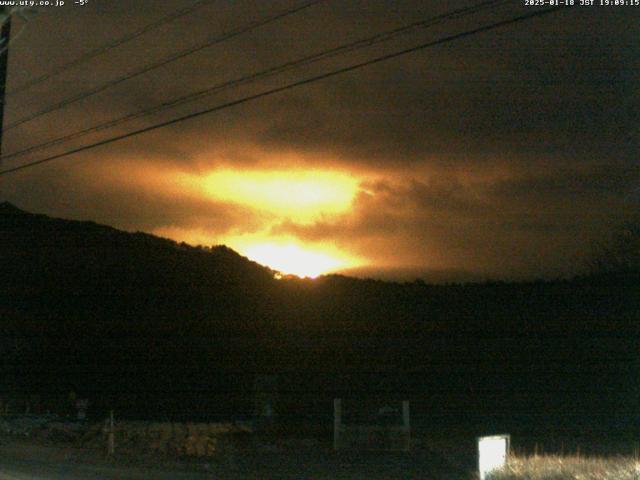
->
(7, 1, 638, 170)
(2, 0, 639, 279)
(272, 159, 637, 276)
(212, 6, 639, 170)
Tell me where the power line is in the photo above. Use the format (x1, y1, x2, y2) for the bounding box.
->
(5, 0, 216, 97)
(0, 6, 567, 177)
(3, 0, 326, 132)
(1, 0, 508, 162)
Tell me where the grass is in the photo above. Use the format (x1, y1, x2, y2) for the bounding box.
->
(487, 453, 640, 480)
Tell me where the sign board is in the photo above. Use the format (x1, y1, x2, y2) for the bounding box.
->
(478, 434, 510, 480)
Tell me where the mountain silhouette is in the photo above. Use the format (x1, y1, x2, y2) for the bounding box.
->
(1, 203, 638, 431)
(0, 201, 275, 294)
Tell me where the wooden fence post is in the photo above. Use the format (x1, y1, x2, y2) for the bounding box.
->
(333, 398, 342, 451)
(402, 400, 410, 451)
(108, 410, 115, 456)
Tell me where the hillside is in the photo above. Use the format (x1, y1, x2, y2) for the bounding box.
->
(0, 202, 278, 331)
(0, 201, 275, 294)
(1, 203, 638, 432)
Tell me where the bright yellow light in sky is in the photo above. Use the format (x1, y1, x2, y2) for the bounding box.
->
(154, 166, 366, 277)
(177, 169, 358, 222)
(154, 229, 359, 278)
(243, 243, 346, 278)
(221, 233, 361, 278)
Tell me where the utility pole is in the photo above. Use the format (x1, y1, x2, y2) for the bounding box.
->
(0, 8, 10, 163)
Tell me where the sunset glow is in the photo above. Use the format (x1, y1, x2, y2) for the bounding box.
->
(152, 226, 362, 278)
(242, 242, 348, 278)
(178, 169, 358, 223)
(151, 166, 365, 278)
(220, 232, 362, 278)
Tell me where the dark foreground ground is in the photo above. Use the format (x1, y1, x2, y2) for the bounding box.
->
(2, 421, 636, 479)
(0, 436, 472, 480)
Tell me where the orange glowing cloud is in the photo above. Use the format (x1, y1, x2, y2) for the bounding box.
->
(175, 168, 359, 223)
(142, 166, 367, 277)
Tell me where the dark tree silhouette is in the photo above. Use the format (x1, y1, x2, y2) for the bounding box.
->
(1, 202, 638, 434)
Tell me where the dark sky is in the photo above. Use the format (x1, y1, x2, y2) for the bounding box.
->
(1, 0, 639, 280)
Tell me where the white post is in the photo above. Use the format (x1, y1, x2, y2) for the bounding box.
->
(333, 398, 342, 451)
(478, 434, 510, 480)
